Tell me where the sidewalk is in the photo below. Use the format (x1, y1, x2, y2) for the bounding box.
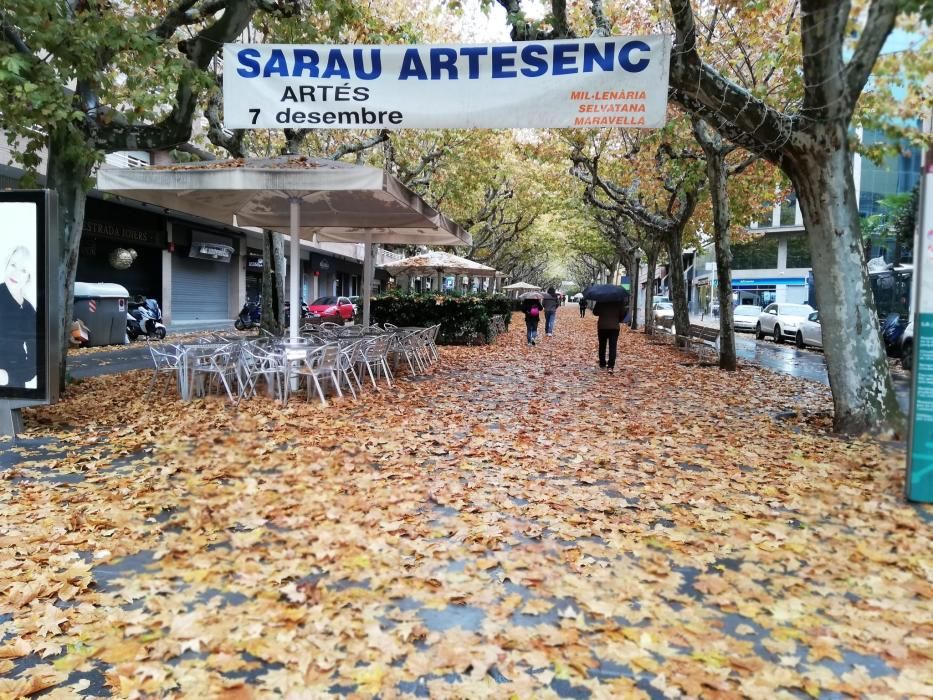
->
(2, 307, 929, 698)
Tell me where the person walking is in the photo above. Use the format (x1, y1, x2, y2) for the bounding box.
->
(542, 287, 559, 337)
(593, 298, 627, 375)
(522, 298, 543, 345)
(578, 296, 587, 318)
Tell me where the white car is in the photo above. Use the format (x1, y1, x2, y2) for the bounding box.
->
(756, 303, 815, 343)
(652, 301, 674, 329)
(732, 304, 762, 331)
(795, 311, 823, 349)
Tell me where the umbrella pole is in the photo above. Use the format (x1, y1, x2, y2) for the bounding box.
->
(289, 196, 300, 341)
(362, 234, 373, 327)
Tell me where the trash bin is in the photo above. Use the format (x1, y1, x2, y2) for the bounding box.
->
(73, 282, 130, 347)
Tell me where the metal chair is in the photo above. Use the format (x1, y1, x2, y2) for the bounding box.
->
(357, 335, 394, 389)
(239, 342, 287, 402)
(145, 339, 182, 397)
(293, 343, 343, 406)
(336, 339, 364, 399)
(424, 324, 441, 364)
(190, 343, 241, 403)
(390, 330, 426, 376)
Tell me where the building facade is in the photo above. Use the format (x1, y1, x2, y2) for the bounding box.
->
(688, 124, 923, 314)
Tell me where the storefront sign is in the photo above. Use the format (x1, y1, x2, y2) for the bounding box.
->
(223, 37, 671, 130)
(189, 232, 234, 263)
(732, 277, 806, 288)
(907, 154, 933, 503)
(83, 219, 162, 247)
(247, 249, 264, 270)
(0, 191, 59, 410)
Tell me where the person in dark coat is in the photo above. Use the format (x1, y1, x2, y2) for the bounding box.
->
(0, 246, 37, 388)
(593, 295, 628, 375)
(522, 298, 543, 346)
(542, 287, 559, 337)
(578, 296, 587, 318)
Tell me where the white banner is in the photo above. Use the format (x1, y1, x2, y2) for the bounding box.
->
(223, 37, 671, 130)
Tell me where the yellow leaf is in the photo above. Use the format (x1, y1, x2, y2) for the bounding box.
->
(351, 663, 386, 694)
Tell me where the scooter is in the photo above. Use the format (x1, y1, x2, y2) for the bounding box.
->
(127, 298, 167, 340)
(235, 299, 261, 330)
(881, 312, 909, 356)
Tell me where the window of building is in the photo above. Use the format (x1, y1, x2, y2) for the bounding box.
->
(786, 236, 811, 268)
(751, 203, 774, 228)
(732, 236, 779, 269)
(859, 127, 923, 217)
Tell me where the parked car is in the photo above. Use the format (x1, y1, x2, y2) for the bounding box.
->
(732, 304, 762, 331)
(756, 303, 815, 343)
(308, 295, 355, 323)
(901, 321, 913, 370)
(652, 301, 674, 328)
(795, 311, 823, 349)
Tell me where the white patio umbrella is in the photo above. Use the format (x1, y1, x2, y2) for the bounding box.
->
(501, 281, 541, 290)
(96, 156, 471, 337)
(501, 281, 541, 298)
(383, 250, 496, 292)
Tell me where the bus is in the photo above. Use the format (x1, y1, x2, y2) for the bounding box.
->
(869, 262, 913, 321)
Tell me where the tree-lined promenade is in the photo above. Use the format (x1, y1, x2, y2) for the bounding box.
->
(2, 0, 931, 435)
(1, 309, 930, 697)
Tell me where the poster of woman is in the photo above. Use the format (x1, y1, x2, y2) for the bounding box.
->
(0, 202, 40, 390)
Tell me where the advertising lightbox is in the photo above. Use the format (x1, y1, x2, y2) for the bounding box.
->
(0, 190, 59, 408)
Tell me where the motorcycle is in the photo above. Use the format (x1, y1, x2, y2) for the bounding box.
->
(127, 298, 166, 340)
(880, 312, 909, 356)
(235, 298, 262, 330)
(284, 299, 314, 324)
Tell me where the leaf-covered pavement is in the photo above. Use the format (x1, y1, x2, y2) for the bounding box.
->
(1, 308, 931, 698)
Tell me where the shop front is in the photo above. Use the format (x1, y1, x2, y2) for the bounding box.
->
(732, 277, 808, 307)
(246, 248, 263, 302)
(170, 227, 238, 321)
(77, 198, 165, 303)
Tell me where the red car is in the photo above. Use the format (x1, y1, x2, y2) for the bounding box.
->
(308, 295, 355, 323)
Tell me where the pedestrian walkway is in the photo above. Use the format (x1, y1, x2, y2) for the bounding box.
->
(1, 307, 929, 698)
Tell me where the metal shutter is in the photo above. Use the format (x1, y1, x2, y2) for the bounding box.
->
(171, 255, 230, 321)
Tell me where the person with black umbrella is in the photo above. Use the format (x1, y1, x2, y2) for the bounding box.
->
(584, 284, 630, 375)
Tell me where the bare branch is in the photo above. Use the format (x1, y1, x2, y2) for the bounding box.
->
(0, 12, 33, 55)
(799, 0, 849, 121)
(176, 142, 217, 160)
(204, 86, 246, 157)
(843, 0, 900, 115)
(328, 130, 390, 162)
(589, 0, 610, 37)
(668, 0, 794, 163)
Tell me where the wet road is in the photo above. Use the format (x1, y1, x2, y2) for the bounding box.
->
(731, 332, 911, 412)
(68, 345, 151, 379)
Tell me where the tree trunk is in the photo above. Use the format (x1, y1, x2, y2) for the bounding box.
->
(644, 250, 657, 335)
(787, 133, 904, 435)
(628, 252, 640, 330)
(665, 230, 690, 345)
(260, 230, 286, 336)
(46, 127, 94, 393)
(705, 150, 737, 371)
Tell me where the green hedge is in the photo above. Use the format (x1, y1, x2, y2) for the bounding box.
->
(369, 293, 512, 344)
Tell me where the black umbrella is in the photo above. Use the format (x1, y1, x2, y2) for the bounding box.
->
(582, 284, 630, 303)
